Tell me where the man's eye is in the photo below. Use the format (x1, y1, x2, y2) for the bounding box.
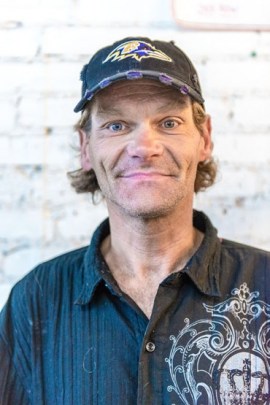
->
(107, 122, 125, 132)
(162, 119, 179, 129)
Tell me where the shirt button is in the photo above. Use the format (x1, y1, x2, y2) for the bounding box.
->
(145, 342, 156, 352)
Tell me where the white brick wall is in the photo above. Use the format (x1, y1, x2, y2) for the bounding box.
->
(0, 0, 270, 308)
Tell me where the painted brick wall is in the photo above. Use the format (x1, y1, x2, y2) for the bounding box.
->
(0, 0, 270, 309)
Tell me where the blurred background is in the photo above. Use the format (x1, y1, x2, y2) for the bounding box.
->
(0, 0, 270, 309)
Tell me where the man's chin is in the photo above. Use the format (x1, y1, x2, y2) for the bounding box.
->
(113, 198, 183, 220)
(104, 185, 187, 219)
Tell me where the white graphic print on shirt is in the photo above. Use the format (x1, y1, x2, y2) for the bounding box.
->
(166, 283, 270, 404)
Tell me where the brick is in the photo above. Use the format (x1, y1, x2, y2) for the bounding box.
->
(75, 0, 172, 25)
(0, 100, 16, 132)
(45, 98, 78, 126)
(0, 27, 39, 58)
(0, 165, 43, 207)
(43, 28, 121, 56)
(214, 134, 270, 163)
(195, 196, 270, 250)
(202, 60, 270, 96)
(205, 97, 236, 134)
(43, 170, 84, 208)
(0, 208, 54, 240)
(0, 133, 75, 165)
(36, 63, 80, 93)
(42, 27, 179, 57)
(204, 162, 270, 198)
(1, 0, 170, 28)
(0, 63, 80, 95)
(56, 202, 107, 241)
(173, 32, 259, 60)
(234, 97, 270, 130)
(0, 63, 43, 96)
(0, 2, 72, 25)
(18, 98, 45, 127)
(0, 63, 26, 93)
(0, 165, 81, 210)
(206, 97, 270, 134)
(0, 164, 105, 236)
(19, 97, 76, 127)
(0, 139, 9, 164)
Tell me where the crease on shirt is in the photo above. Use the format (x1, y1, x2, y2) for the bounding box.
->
(33, 269, 44, 296)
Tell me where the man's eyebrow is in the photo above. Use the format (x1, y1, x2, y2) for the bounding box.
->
(148, 96, 188, 114)
(95, 105, 122, 116)
(156, 100, 188, 113)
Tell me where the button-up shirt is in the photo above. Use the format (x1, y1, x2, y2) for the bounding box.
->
(1, 210, 270, 404)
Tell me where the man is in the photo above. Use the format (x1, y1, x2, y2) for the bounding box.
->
(0, 37, 270, 405)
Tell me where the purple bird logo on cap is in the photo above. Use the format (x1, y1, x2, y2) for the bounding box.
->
(103, 40, 172, 63)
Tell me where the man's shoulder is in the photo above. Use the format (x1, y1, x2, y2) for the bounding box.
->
(6, 246, 90, 306)
(219, 237, 270, 265)
(220, 238, 269, 254)
(38, 245, 89, 270)
(28, 245, 89, 279)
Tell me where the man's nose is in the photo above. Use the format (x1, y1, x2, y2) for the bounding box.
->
(126, 125, 163, 159)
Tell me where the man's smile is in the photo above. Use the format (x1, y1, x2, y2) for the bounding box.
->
(119, 171, 172, 179)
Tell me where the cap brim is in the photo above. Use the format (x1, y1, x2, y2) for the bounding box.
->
(74, 99, 88, 113)
(74, 71, 204, 113)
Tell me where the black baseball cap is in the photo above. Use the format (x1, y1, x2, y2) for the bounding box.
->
(74, 37, 204, 113)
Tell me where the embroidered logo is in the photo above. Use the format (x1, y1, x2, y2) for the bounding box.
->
(102, 40, 172, 63)
(166, 283, 270, 404)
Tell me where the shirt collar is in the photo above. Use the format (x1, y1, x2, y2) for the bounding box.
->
(183, 210, 221, 297)
(75, 210, 221, 306)
(74, 218, 111, 305)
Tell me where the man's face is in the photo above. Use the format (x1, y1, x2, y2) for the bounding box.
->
(80, 80, 212, 219)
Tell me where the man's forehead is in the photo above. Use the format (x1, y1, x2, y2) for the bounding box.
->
(92, 79, 189, 112)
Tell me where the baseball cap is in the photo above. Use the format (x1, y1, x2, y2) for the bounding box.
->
(74, 37, 204, 113)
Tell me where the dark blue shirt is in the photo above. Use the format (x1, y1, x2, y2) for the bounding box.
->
(1, 211, 270, 404)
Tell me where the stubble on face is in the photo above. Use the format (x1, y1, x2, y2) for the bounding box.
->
(87, 80, 204, 220)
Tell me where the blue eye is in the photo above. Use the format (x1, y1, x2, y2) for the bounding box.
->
(108, 122, 125, 132)
(163, 120, 178, 129)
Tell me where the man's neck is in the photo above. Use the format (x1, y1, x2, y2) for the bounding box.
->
(101, 205, 203, 282)
(100, 206, 203, 318)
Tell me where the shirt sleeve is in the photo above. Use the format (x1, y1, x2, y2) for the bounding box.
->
(0, 281, 32, 405)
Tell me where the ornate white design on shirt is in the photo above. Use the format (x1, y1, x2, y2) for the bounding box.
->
(165, 283, 270, 404)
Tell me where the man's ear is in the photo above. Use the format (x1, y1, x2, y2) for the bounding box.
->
(79, 129, 92, 171)
(199, 114, 213, 162)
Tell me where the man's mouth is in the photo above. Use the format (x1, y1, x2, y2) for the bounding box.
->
(120, 170, 168, 178)
(120, 171, 170, 179)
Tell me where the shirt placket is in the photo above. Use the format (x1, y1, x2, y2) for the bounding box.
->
(137, 274, 184, 405)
